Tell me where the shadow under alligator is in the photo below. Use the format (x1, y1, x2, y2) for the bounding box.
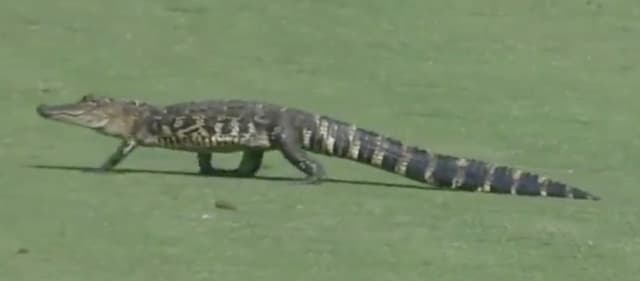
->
(28, 164, 451, 192)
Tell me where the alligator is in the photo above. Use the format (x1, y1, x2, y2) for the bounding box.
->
(35, 95, 600, 200)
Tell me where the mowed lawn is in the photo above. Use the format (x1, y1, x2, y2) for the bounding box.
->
(1, 0, 639, 280)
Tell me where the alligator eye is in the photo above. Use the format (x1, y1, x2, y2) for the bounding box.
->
(81, 94, 95, 102)
(129, 99, 147, 107)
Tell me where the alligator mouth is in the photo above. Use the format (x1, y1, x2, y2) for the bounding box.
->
(35, 103, 109, 129)
(36, 104, 86, 118)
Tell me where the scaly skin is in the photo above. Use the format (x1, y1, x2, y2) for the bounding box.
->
(36, 95, 600, 200)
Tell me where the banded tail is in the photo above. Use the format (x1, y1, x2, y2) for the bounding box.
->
(299, 115, 600, 200)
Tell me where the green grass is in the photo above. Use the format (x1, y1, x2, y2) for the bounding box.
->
(1, 0, 640, 280)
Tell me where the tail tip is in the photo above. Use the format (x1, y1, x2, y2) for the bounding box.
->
(569, 187, 601, 201)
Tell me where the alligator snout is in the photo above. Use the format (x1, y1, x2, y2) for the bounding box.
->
(36, 104, 52, 118)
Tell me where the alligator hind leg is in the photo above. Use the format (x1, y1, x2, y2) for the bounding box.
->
(275, 127, 326, 184)
(198, 150, 264, 177)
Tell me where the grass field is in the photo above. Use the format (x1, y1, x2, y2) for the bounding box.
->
(2, 0, 640, 280)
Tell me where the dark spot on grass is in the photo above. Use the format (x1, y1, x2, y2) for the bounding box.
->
(16, 248, 29, 255)
(215, 200, 237, 211)
(20, 17, 40, 28)
(39, 87, 53, 94)
(586, 0, 603, 8)
(619, 64, 635, 73)
(565, 117, 592, 127)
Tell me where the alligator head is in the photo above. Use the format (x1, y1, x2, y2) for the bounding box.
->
(36, 94, 155, 138)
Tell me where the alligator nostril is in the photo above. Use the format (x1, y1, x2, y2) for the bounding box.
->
(36, 104, 50, 117)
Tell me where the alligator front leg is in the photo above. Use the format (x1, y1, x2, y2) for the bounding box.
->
(94, 139, 138, 172)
